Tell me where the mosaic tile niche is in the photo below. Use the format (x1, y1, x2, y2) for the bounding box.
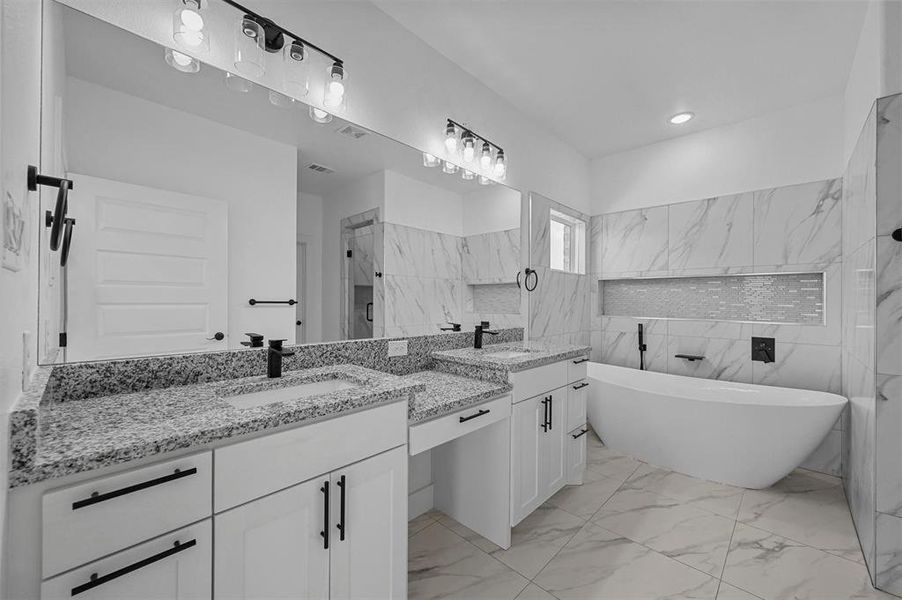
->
(601, 272, 825, 324)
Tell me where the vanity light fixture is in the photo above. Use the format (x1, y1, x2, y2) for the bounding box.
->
(442, 161, 458, 175)
(224, 72, 252, 92)
(268, 90, 294, 108)
(219, 0, 347, 107)
(309, 106, 333, 124)
(461, 169, 476, 181)
(165, 48, 201, 73)
(669, 111, 694, 125)
(172, 0, 208, 50)
(477, 175, 493, 186)
(422, 152, 440, 168)
(445, 119, 506, 181)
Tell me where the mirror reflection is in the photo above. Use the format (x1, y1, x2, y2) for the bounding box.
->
(39, 3, 523, 364)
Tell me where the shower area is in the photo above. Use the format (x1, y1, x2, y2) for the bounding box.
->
(843, 92, 902, 594)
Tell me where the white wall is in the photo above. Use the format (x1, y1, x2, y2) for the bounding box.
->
(57, 0, 591, 213)
(461, 186, 521, 236)
(297, 191, 324, 344)
(65, 77, 298, 347)
(383, 170, 463, 236)
(842, 0, 902, 164)
(0, 0, 42, 588)
(321, 171, 385, 341)
(590, 95, 844, 215)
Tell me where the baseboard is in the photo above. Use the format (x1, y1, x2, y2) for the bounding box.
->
(408, 483, 434, 520)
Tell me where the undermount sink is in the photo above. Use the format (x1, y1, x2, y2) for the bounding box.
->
(483, 350, 533, 360)
(222, 378, 360, 410)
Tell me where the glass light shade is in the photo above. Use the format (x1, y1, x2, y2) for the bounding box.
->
(309, 106, 333, 124)
(172, 2, 208, 51)
(224, 72, 252, 92)
(269, 90, 294, 108)
(442, 161, 458, 174)
(493, 150, 506, 179)
(283, 41, 309, 98)
(478, 175, 493, 186)
(479, 142, 492, 170)
(461, 135, 476, 163)
(323, 63, 347, 111)
(234, 16, 265, 78)
(422, 152, 440, 168)
(461, 169, 476, 181)
(444, 123, 458, 154)
(164, 48, 200, 73)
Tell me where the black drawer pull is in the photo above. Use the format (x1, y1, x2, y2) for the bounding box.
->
(572, 358, 589, 364)
(572, 429, 589, 439)
(72, 468, 198, 510)
(459, 409, 490, 423)
(320, 481, 330, 549)
(541, 397, 550, 432)
(336, 475, 346, 541)
(548, 396, 553, 430)
(572, 382, 589, 390)
(71, 539, 196, 596)
(674, 354, 705, 362)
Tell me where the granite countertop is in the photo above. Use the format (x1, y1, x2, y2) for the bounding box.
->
(432, 342, 591, 373)
(10, 364, 424, 488)
(402, 371, 512, 424)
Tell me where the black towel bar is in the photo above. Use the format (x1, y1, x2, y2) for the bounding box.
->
(249, 299, 296, 306)
(674, 354, 705, 362)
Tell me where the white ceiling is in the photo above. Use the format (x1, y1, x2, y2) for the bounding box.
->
(374, 0, 868, 159)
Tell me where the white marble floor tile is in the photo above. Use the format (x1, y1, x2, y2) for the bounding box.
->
(410, 512, 438, 537)
(513, 583, 556, 600)
(592, 488, 736, 576)
(722, 523, 892, 600)
(409, 523, 529, 600)
(534, 521, 720, 599)
(716, 582, 763, 599)
(738, 471, 863, 563)
(542, 468, 622, 520)
(623, 463, 745, 518)
(586, 435, 643, 482)
(487, 504, 585, 579)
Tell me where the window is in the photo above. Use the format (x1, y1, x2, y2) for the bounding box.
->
(549, 209, 586, 274)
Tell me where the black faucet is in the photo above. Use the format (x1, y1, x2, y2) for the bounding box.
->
(267, 339, 295, 378)
(440, 322, 462, 332)
(474, 321, 499, 349)
(241, 332, 264, 348)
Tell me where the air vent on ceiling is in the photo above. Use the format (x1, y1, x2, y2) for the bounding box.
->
(336, 124, 368, 140)
(306, 163, 335, 174)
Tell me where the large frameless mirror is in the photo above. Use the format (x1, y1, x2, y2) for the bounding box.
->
(38, 1, 523, 364)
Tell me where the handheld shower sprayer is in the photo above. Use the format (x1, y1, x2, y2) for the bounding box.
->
(638, 323, 647, 371)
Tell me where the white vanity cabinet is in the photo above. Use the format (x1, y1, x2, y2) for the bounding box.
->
(214, 446, 406, 600)
(510, 356, 588, 525)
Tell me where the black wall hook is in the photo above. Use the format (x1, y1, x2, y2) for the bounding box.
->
(29, 165, 73, 251)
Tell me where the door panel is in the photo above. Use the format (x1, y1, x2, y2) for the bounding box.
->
(214, 478, 329, 600)
(67, 174, 228, 361)
(542, 389, 567, 495)
(511, 395, 545, 525)
(329, 446, 407, 600)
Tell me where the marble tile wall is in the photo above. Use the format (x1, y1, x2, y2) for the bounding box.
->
(528, 193, 590, 347)
(872, 93, 902, 595)
(590, 178, 844, 477)
(461, 228, 524, 330)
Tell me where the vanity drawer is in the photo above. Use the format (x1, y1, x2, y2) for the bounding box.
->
(566, 381, 589, 433)
(568, 356, 589, 384)
(409, 394, 511, 455)
(41, 520, 212, 600)
(215, 399, 407, 512)
(566, 425, 589, 485)
(510, 361, 567, 403)
(42, 452, 212, 579)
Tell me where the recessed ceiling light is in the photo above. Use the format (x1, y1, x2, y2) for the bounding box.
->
(669, 112, 694, 125)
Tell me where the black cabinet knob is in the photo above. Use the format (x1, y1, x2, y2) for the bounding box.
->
(208, 332, 225, 341)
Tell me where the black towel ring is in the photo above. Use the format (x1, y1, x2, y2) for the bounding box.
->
(524, 268, 538, 292)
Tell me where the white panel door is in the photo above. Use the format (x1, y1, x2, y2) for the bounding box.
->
(66, 173, 227, 361)
(541, 389, 567, 496)
(214, 477, 330, 600)
(41, 520, 212, 600)
(511, 395, 545, 525)
(329, 446, 407, 600)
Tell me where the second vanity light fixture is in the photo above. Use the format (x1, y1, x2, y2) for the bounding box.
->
(424, 119, 506, 184)
(168, 0, 348, 122)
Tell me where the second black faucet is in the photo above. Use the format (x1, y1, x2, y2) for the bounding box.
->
(267, 339, 295, 378)
(474, 321, 499, 349)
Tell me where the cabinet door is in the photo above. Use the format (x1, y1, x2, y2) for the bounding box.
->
(566, 426, 589, 485)
(329, 446, 407, 600)
(541, 389, 567, 496)
(511, 395, 546, 525)
(565, 382, 588, 433)
(214, 478, 330, 600)
(41, 520, 212, 600)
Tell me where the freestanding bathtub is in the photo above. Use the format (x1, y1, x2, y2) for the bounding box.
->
(587, 362, 847, 489)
